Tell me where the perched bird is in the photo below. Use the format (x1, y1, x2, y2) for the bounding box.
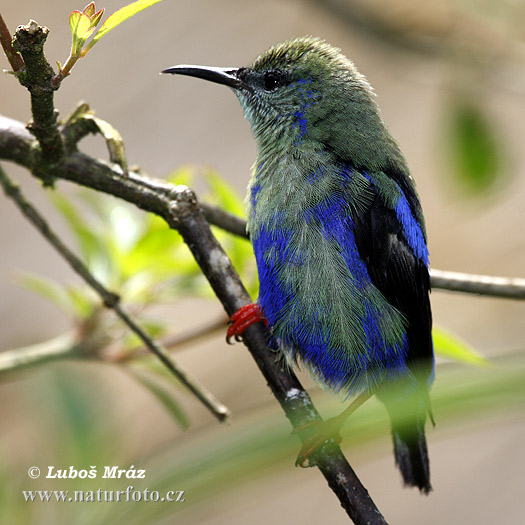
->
(163, 36, 434, 493)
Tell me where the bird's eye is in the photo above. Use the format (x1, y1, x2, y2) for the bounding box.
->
(263, 70, 284, 92)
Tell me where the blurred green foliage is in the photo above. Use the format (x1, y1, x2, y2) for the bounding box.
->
(445, 97, 505, 196)
(15, 167, 256, 436)
(0, 349, 523, 524)
(432, 326, 489, 367)
(20, 166, 256, 313)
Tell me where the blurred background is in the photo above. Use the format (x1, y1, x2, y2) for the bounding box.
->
(1, 0, 525, 523)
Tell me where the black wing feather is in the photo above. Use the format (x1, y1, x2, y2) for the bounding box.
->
(351, 179, 433, 381)
(351, 172, 434, 493)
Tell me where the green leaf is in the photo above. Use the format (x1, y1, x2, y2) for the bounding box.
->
(69, 10, 94, 45)
(124, 228, 188, 277)
(90, 9, 105, 29)
(88, 0, 162, 48)
(17, 273, 73, 314)
(49, 193, 118, 284)
(69, 11, 82, 35)
(49, 194, 98, 258)
(433, 326, 490, 367)
(447, 99, 503, 195)
(17, 273, 98, 321)
(69, 11, 84, 54)
(202, 169, 245, 218)
(165, 166, 196, 188)
(122, 317, 169, 348)
(66, 285, 97, 318)
(45, 368, 118, 464)
(120, 169, 201, 283)
(69, 11, 87, 37)
(128, 367, 190, 430)
(88, 115, 127, 170)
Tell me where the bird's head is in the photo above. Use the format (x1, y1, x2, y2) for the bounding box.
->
(163, 36, 404, 170)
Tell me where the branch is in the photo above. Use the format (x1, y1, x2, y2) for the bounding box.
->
(0, 332, 80, 375)
(430, 268, 525, 300)
(0, 164, 229, 423)
(200, 201, 248, 239)
(11, 20, 63, 166)
(198, 196, 525, 300)
(201, 203, 525, 300)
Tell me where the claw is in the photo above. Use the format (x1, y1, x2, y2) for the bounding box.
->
(294, 420, 342, 468)
(226, 303, 267, 343)
(293, 393, 371, 467)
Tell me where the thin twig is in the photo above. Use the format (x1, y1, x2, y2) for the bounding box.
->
(0, 332, 80, 375)
(201, 201, 248, 239)
(430, 269, 525, 299)
(0, 13, 24, 71)
(111, 317, 227, 363)
(0, 164, 230, 422)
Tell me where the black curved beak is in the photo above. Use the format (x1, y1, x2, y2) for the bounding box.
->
(161, 65, 251, 92)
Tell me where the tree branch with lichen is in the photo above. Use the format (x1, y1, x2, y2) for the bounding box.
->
(11, 20, 64, 166)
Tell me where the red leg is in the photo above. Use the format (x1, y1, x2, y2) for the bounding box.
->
(226, 303, 268, 344)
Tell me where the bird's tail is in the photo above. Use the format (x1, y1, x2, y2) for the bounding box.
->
(380, 387, 432, 494)
(390, 415, 431, 493)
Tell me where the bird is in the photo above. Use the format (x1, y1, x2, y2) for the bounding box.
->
(162, 36, 434, 493)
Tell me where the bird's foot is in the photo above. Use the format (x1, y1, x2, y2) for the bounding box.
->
(294, 417, 343, 467)
(226, 303, 267, 344)
(294, 393, 372, 467)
